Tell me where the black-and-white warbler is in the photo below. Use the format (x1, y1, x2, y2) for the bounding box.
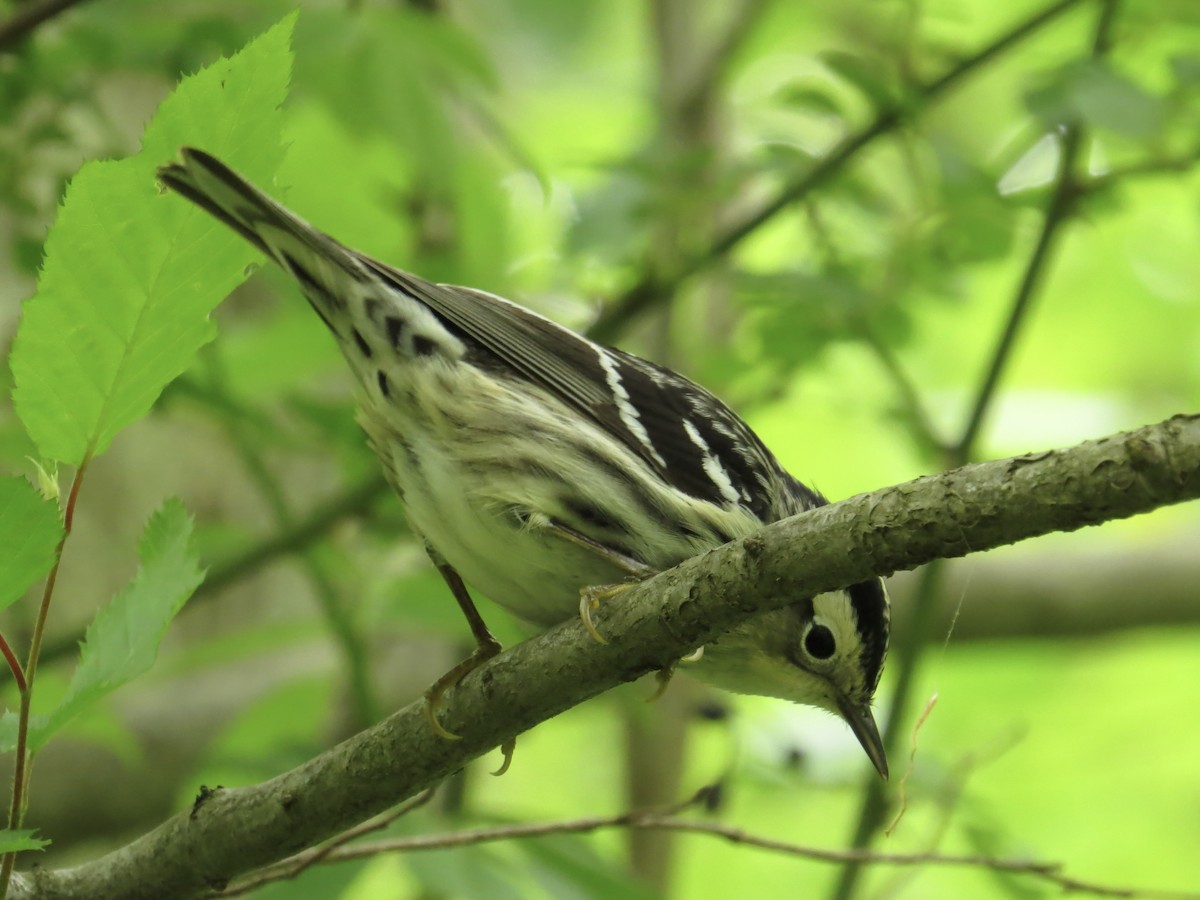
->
(159, 148, 891, 778)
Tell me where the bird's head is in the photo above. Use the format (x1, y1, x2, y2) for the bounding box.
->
(687, 578, 890, 778)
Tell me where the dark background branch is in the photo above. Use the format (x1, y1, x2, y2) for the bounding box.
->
(0, 0, 96, 52)
(588, 0, 1092, 343)
(833, 3, 1121, 893)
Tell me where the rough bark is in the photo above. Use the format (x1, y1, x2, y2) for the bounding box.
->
(14, 413, 1200, 900)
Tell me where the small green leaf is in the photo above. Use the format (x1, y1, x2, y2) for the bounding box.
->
(28, 498, 204, 751)
(10, 13, 295, 466)
(776, 82, 845, 118)
(0, 829, 49, 854)
(0, 475, 63, 614)
(1025, 61, 1164, 138)
(26, 457, 60, 501)
(819, 50, 895, 108)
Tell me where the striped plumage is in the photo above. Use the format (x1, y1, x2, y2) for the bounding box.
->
(159, 148, 890, 777)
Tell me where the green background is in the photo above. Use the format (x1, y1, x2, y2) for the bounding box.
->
(0, 0, 1197, 897)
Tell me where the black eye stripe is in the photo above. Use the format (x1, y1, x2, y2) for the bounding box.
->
(848, 579, 889, 692)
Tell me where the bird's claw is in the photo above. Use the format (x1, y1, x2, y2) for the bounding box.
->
(646, 664, 675, 702)
(492, 738, 516, 776)
(422, 638, 503, 742)
(579, 582, 637, 644)
(643, 647, 703, 702)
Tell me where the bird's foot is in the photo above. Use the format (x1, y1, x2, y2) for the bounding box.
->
(422, 635, 503, 741)
(578, 581, 640, 644)
(644, 646, 704, 702)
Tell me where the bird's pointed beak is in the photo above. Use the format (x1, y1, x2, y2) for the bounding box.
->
(836, 696, 888, 780)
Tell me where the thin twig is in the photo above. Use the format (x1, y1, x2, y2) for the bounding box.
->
(859, 326, 947, 461)
(0, 0, 97, 52)
(588, 0, 1092, 342)
(800, 199, 947, 460)
(217, 788, 711, 897)
(34, 471, 388, 669)
(217, 790, 437, 898)
(884, 692, 938, 836)
(195, 472, 389, 601)
(833, 3, 1122, 899)
(199, 351, 380, 727)
(1080, 149, 1200, 195)
(955, 123, 1087, 456)
(0, 459, 89, 896)
(219, 799, 1198, 900)
(955, 0, 1119, 464)
(0, 635, 26, 694)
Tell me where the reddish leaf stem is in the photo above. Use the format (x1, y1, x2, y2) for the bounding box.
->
(0, 455, 90, 898)
(0, 636, 25, 694)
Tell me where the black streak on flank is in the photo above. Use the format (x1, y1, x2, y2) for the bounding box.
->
(352, 329, 372, 359)
(377, 370, 391, 397)
(413, 335, 437, 357)
(364, 298, 383, 324)
(711, 526, 734, 545)
(564, 498, 628, 534)
(385, 316, 406, 349)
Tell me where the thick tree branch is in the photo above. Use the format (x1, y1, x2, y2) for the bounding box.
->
(14, 413, 1200, 900)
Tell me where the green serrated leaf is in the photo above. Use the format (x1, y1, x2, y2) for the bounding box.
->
(28, 498, 204, 751)
(26, 457, 60, 501)
(0, 475, 63, 614)
(10, 13, 296, 466)
(0, 829, 49, 854)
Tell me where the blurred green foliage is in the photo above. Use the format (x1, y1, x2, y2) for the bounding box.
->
(0, 0, 1197, 897)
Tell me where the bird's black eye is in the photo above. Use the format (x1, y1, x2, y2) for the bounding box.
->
(804, 624, 836, 660)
